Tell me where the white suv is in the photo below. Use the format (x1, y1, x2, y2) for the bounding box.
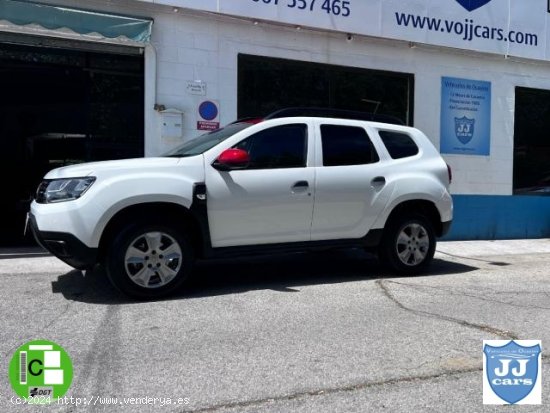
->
(30, 111, 453, 298)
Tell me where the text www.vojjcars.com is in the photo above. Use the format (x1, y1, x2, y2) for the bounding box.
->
(395, 12, 538, 46)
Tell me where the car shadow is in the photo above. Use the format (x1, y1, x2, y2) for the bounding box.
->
(51, 249, 479, 305)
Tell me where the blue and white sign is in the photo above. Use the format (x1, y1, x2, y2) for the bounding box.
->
(197, 100, 220, 131)
(440, 77, 491, 156)
(483, 340, 542, 405)
(199, 100, 218, 121)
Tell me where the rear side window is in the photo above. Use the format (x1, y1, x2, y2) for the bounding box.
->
(379, 131, 419, 159)
(321, 125, 379, 166)
(234, 124, 307, 169)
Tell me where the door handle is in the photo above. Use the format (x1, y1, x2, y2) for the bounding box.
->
(371, 176, 386, 186)
(291, 181, 309, 193)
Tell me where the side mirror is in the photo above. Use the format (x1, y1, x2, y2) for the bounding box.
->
(212, 149, 250, 171)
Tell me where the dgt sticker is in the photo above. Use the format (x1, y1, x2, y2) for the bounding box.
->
(8, 340, 73, 403)
(483, 340, 542, 404)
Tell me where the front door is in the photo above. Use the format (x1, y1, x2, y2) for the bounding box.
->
(205, 123, 314, 248)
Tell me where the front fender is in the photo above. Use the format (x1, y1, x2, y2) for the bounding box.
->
(91, 193, 195, 247)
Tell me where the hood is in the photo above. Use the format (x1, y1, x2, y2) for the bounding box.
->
(44, 157, 193, 179)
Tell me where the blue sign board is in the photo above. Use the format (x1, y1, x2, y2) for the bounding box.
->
(440, 77, 491, 156)
(199, 100, 218, 121)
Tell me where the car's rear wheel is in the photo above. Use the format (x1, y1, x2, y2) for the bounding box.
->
(379, 214, 436, 274)
(105, 222, 193, 299)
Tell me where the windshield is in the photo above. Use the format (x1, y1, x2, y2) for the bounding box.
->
(163, 123, 252, 157)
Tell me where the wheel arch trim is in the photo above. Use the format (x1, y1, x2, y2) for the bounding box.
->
(376, 198, 446, 237)
(95, 197, 199, 258)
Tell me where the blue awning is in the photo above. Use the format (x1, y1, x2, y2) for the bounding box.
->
(0, 0, 152, 43)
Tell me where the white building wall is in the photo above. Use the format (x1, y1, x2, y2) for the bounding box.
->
(28, 0, 550, 195)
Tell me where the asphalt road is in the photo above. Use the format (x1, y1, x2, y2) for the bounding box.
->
(0, 239, 549, 412)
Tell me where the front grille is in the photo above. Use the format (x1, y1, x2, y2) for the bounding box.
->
(35, 180, 50, 204)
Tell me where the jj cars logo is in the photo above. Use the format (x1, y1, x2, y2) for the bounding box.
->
(483, 340, 542, 404)
(456, 0, 492, 12)
(454, 116, 475, 145)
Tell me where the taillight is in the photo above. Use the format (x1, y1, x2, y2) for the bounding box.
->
(446, 163, 452, 184)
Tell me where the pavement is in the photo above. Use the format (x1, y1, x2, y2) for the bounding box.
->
(0, 239, 549, 412)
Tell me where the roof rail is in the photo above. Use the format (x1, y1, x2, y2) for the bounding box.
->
(264, 107, 405, 125)
(228, 117, 264, 125)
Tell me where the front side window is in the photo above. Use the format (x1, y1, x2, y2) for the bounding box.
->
(321, 125, 379, 166)
(234, 124, 307, 169)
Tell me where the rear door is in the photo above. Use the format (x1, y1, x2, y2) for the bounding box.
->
(311, 121, 391, 241)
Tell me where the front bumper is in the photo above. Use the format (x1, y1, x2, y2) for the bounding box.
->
(28, 213, 97, 270)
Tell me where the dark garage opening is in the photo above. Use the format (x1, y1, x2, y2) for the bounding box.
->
(514, 87, 550, 195)
(0, 40, 144, 246)
(238, 54, 414, 125)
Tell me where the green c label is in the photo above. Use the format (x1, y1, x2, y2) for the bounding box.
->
(8, 340, 73, 403)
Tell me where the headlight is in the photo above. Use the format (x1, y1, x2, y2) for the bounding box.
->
(36, 177, 96, 203)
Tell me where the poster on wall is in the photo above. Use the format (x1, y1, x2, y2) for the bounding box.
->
(440, 77, 491, 156)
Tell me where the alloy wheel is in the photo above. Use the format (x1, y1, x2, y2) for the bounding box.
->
(395, 223, 430, 266)
(124, 231, 183, 288)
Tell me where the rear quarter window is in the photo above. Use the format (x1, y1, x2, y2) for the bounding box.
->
(378, 131, 419, 159)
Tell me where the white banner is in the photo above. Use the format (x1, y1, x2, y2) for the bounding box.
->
(141, 0, 550, 61)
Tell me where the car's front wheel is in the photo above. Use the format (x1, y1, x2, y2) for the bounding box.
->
(105, 222, 193, 299)
(379, 214, 436, 274)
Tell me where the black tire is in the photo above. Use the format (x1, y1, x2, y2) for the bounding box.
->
(378, 214, 436, 274)
(105, 221, 194, 299)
